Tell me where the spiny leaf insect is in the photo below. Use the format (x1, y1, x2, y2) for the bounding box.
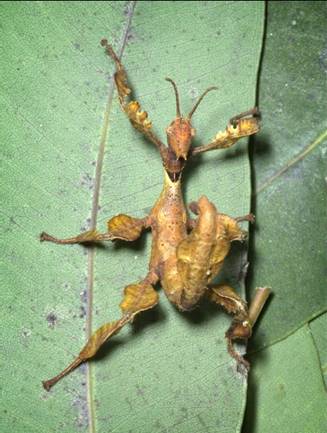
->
(40, 39, 270, 391)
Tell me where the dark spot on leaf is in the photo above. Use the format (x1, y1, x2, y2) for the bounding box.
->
(80, 173, 94, 190)
(21, 328, 31, 338)
(126, 31, 134, 42)
(10, 216, 18, 225)
(79, 306, 86, 319)
(46, 312, 57, 328)
(80, 289, 87, 303)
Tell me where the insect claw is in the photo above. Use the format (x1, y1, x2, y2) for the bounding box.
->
(235, 213, 255, 224)
(229, 107, 260, 126)
(40, 232, 57, 243)
(42, 379, 53, 392)
(226, 335, 250, 374)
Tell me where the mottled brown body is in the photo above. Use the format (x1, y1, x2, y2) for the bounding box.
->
(40, 40, 270, 391)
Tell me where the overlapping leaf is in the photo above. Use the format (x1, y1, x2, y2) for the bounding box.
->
(248, 0, 327, 351)
(243, 2, 327, 432)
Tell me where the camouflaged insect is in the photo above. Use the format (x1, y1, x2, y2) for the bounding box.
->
(41, 39, 270, 391)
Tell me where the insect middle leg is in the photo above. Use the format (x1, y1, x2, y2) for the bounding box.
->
(42, 271, 159, 391)
(40, 214, 149, 244)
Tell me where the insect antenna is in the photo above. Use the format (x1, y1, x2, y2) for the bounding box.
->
(165, 77, 181, 118)
(187, 86, 218, 119)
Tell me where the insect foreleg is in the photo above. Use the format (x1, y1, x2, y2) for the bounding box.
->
(101, 39, 166, 157)
(191, 108, 260, 156)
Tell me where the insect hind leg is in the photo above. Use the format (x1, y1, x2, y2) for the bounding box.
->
(42, 272, 159, 391)
(209, 284, 270, 372)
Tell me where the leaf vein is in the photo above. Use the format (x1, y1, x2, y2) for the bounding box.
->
(85, 2, 137, 433)
(256, 128, 327, 195)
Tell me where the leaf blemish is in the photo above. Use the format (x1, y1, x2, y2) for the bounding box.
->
(46, 312, 58, 329)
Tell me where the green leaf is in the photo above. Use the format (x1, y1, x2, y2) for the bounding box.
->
(242, 3, 327, 432)
(244, 325, 327, 433)
(248, 0, 327, 351)
(0, 2, 264, 433)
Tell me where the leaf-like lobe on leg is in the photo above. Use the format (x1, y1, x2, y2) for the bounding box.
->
(79, 320, 125, 360)
(210, 284, 248, 316)
(120, 283, 159, 315)
(107, 214, 145, 241)
(125, 101, 152, 131)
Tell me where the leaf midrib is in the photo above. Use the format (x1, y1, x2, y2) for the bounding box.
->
(85, 2, 136, 432)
